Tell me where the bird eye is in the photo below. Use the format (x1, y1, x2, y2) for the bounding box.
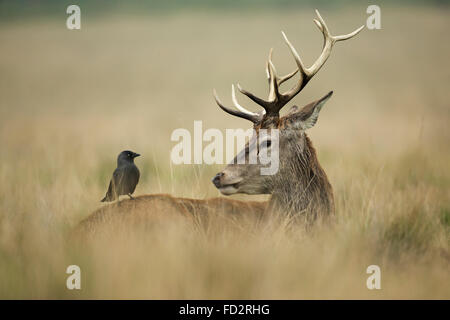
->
(128, 153, 131, 157)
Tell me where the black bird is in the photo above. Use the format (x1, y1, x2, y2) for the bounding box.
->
(101, 150, 140, 202)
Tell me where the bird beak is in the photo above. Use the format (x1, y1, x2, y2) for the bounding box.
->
(133, 153, 141, 158)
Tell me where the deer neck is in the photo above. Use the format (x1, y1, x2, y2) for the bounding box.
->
(268, 134, 334, 216)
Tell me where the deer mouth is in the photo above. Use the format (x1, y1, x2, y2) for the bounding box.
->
(218, 182, 240, 195)
(212, 172, 242, 195)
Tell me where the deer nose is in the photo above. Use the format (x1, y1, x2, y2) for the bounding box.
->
(212, 172, 224, 188)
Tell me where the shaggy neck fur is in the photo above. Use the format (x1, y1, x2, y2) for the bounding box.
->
(268, 133, 334, 218)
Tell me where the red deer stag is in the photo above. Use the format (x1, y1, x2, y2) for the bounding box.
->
(212, 10, 363, 220)
(77, 10, 363, 233)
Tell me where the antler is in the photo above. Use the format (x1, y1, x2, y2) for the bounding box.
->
(213, 85, 262, 123)
(214, 9, 364, 122)
(280, 10, 364, 106)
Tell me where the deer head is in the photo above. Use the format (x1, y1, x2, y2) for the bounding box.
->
(212, 10, 363, 215)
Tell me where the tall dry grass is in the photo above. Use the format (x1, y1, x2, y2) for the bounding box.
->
(0, 6, 449, 298)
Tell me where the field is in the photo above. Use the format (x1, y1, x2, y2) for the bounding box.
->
(0, 5, 449, 298)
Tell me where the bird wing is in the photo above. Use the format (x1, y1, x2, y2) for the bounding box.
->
(127, 165, 140, 194)
(102, 168, 123, 201)
(102, 179, 114, 202)
(112, 167, 125, 193)
(118, 164, 139, 195)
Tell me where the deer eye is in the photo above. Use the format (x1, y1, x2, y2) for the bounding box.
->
(257, 140, 271, 155)
(260, 140, 271, 149)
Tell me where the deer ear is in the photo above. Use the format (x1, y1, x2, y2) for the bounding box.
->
(286, 105, 300, 116)
(286, 91, 333, 130)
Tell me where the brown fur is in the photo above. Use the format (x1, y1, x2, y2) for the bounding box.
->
(268, 132, 334, 220)
(76, 194, 267, 235)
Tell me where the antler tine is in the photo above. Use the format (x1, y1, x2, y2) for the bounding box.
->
(265, 48, 274, 83)
(333, 24, 365, 42)
(279, 68, 298, 85)
(267, 48, 298, 85)
(237, 48, 299, 115)
(236, 83, 269, 109)
(307, 10, 364, 77)
(213, 87, 261, 123)
(231, 84, 262, 117)
(267, 48, 299, 95)
(282, 9, 364, 102)
(314, 9, 364, 42)
(267, 50, 279, 102)
(281, 31, 307, 78)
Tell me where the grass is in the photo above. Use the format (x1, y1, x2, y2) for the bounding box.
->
(0, 6, 449, 299)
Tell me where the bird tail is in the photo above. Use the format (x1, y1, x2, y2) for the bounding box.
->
(101, 196, 108, 202)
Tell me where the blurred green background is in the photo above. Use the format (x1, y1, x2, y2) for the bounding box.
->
(1, 0, 449, 20)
